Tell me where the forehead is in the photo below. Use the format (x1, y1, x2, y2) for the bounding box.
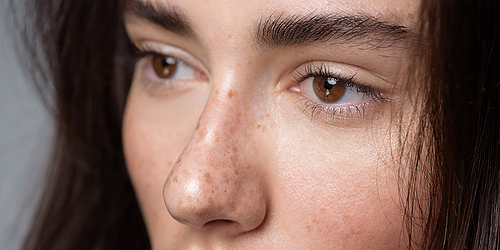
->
(138, 0, 421, 26)
(126, 0, 421, 57)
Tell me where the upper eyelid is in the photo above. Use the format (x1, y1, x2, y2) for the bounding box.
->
(135, 41, 208, 74)
(291, 62, 356, 84)
(290, 61, 395, 94)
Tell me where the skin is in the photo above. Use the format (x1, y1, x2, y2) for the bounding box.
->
(122, 0, 422, 249)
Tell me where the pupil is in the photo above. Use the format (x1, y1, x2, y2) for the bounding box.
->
(324, 81, 333, 90)
(162, 58, 169, 67)
(162, 56, 176, 67)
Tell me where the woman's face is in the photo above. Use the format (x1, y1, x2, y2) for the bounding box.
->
(122, 0, 421, 248)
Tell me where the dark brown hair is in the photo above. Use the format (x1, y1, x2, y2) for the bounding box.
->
(415, 0, 500, 248)
(15, 0, 150, 249)
(14, 0, 500, 249)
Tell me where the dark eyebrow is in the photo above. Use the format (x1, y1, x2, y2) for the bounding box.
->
(256, 14, 409, 49)
(125, 0, 194, 37)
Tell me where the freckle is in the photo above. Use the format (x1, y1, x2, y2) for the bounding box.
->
(408, 12, 414, 19)
(257, 124, 261, 129)
(222, 171, 230, 181)
(173, 176, 179, 183)
(236, 63, 241, 68)
(266, 113, 270, 118)
(247, 60, 252, 65)
(232, 146, 238, 153)
(227, 89, 238, 99)
(176, 155, 183, 165)
(196, 128, 208, 143)
(203, 172, 213, 183)
(215, 90, 219, 95)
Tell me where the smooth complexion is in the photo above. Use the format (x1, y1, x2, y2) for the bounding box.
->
(122, 0, 421, 249)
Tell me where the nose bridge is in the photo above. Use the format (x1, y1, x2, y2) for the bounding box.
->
(192, 77, 257, 175)
(163, 72, 268, 232)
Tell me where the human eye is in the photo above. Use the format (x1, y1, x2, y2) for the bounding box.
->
(148, 54, 194, 81)
(132, 42, 208, 96)
(292, 63, 389, 120)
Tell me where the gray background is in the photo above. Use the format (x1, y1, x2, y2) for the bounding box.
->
(0, 1, 53, 249)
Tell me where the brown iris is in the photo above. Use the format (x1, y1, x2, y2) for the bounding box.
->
(152, 55, 178, 79)
(312, 76, 346, 103)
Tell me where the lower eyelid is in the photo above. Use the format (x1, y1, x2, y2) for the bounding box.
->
(288, 84, 386, 123)
(296, 96, 382, 123)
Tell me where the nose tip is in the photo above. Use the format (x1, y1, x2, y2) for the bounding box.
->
(163, 143, 267, 234)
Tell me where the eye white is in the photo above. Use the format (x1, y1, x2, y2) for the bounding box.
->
(164, 59, 194, 80)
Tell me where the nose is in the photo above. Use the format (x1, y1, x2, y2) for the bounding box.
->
(163, 88, 269, 234)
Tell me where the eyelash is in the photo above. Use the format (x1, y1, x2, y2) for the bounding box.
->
(134, 47, 164, 60)
(292, 63, 389, 120)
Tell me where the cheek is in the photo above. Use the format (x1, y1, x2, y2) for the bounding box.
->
(121, 82, 210, 244)
(272, 125, 403, 249)
(122, 104, 188, 239)
(122, 113, 185, 210)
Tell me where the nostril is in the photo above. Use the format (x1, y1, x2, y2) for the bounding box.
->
(202, 219, 252, 235)
(203, 219, 236, 228)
